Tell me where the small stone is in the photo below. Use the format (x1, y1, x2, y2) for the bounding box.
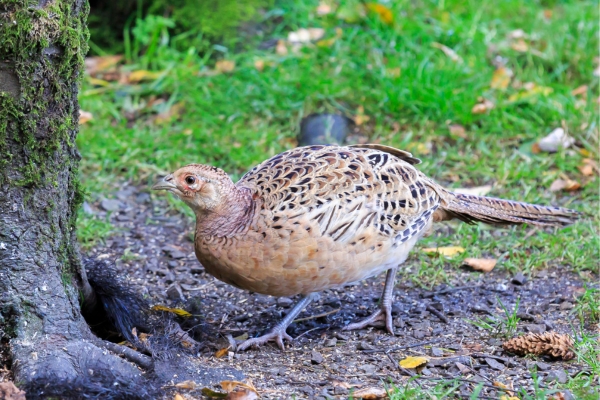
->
(394, 317, 405, 328)
(299, 385, 313, 395)
(487, 338, 503, 346)
(324, 337, 337, 347)
(135, 192, 151, 204)
(82, 201, 94, 215)
(311, 350, 324, 364)
(166, 283, 184, 301)
(560, 301, 573, 310)
(511, 272, 527, 285)
(485, 358, 505, 371)
(494, 283, 508, 292)
(100, 198, 122, 212)
(335, 332, 350, 341)
(557, 390, 576, 400)
(431, 347, 444, 357)
(334, 386, 349, 395)
(525, 324, 546, 334)
(277, 297, 293, 307)
(535, 361, 551, 371)
(167, 260, 179, 268)
(357, 341, 374, 350)
(546, 370, 568, 384)
(456, 362, 470, 374)
(420, 367, 432, 376)
(413, 330, 426, 339)
(359, 364, 377, 374)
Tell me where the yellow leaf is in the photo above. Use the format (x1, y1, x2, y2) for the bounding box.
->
(128, 70, 162, 83)
(366, 3, 394, 25)
(463, 258, 497, 272)
(201, 388, 227, 398)
(214, 347, 230, 359)
(79, 110, 93, 125)
(490, 67, 513, 90)
(215, 60, 235, 73)
(150, 305, 192, 318)
(399, 356, 428, 369)
(317, 27, 343, 48)
(221, 380, 258, 394)
(386, 67, 401, 78)
(354, 105, 370, 126)
(422, 246, 465, 257)
(508, 84, 553, 103)
(88, 77, 112, 87)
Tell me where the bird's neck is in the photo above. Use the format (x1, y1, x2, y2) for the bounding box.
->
(194, 186, 256, 238)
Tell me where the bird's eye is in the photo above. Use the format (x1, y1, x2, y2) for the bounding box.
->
(185, 176, 196, 185)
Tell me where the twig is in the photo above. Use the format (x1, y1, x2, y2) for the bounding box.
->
(293, 308, 340, 323)
(426, 304, 449, 323)
(103, 341, 154, 370)
(362, 339, 442, 353)
(294, 326, 327, 340)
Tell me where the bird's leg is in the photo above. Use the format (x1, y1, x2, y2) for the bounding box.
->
(343, 266, 398, 335)
(237, 294, 316, 351)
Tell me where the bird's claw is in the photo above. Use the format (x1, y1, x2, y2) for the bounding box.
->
(236, 327, 293, 351)
(343, 306, 395, 335)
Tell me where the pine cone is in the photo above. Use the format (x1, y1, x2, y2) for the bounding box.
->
(503, 332, 575, 360)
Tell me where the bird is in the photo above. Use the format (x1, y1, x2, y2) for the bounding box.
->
(152, 144, 579, 350)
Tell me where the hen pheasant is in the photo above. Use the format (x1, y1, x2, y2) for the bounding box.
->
(153, 144, 579, 350)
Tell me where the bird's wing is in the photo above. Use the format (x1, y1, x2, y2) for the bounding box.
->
(237, 145, 442, 244)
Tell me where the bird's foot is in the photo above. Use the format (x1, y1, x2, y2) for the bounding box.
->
(343, 305, 395, 335)
(236, 326, 293, 351)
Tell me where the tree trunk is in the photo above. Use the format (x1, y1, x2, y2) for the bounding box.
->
(0, 0, 143, 392)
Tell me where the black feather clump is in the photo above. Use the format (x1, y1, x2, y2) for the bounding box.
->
(82, 257, 149, 343)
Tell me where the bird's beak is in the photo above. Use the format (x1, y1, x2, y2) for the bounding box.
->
(152, 174, 177, 191)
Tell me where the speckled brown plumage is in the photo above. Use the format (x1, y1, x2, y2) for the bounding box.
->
(153, 144, 579, 350)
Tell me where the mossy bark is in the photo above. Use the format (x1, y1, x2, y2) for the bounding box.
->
(0, 0, 142, 389)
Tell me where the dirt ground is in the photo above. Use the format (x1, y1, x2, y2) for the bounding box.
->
(2, 184, 596, 399)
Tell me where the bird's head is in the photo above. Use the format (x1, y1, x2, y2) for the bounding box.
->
(152, 164, 233, 214)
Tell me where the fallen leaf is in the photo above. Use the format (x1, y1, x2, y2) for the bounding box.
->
(175, 381, 197, 390)
(215, 60, 235, 73)
(275, 40, 288, 55)
(508, 83, 553, 102)
(150, 305, 192, 318)
(543, 9, 553, 19)
(128, 70, 162, 83)
(288, 27, 325, 44)
(578, 158, 598, 176)
(537, 127, 575, 152)
(0, 381, 26, 400)
(422, 246, 465, 257)
(173, 394, 184, 400)
(448, 124, 467, 138)
(366, 3, 394, 25)
(316, 27, 343, 47)
(352, 387, 388, 399)
(431, 42, 462, 63)
(84, 55, 123, 76)
(507, 29, 526, 39)
(354, 105, 370, 126)
(510, 38, 529, 52)
(453, 185, 493, 196)
(399, 356, 428, 368)
(79, 110, 93, 125)
(336, 3, 366, 23)
(571, 85, 588, 97)
(234, 332, 248, 341)
(472, 97, 494, 114)
(316, 1, 334, 16)
(499, 397, 520, 400)
(549, 178, 581, 192)
(154, 102, 185, 124)
(225, 388, 258, 400)
(490, 66, 513, 90)
(202, 388, 228, 398)
(386, 67, 401, 78)
(215, 347, 230, 358)
(463, 258, 497, 272)
(221, 381, 258, 395)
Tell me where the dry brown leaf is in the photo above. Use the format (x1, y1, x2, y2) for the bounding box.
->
(399, 356, 428, 368)
(316, 1, 334, 16)
(510, 38, 529, 52)
(174, 394, 185, 400)
(154, 102, 185, 125)
(215, 60, 236, 73)
(221, 381, 258, 395)
(352, 387, 388, 399)
(175, 381, 197, 390)
(215, 347, 230, 358)
(490, 66, 513, 90)
(463, 258, 497, 272)
(365, 3, 394, 25)
(571, 85, 588, 97)
(549, 178, 581, 192)
(543, 9, 553, 19)
(354, 105, 370, 126)
(0, 382, 26, 400)
(254, 59, 265, 72)
(472, 97, 494, 114)
(578, 158, 598, 176)
(386, 67, 401, 78)
(128, 70, 162, 83)
(431, 42, 462, 63)
(454, 185, 492, 196)
(225, 388, 258, 400)
(275, 40, 288, 55)
(79, 110, 93, 125)
(422, 246, 465, 257)
(84, 55, 123, 76)
(448, 124, 467, 138)
(537, 127, 575, 152)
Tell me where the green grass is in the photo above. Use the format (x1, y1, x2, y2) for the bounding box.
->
(78, 4, 598, 395)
